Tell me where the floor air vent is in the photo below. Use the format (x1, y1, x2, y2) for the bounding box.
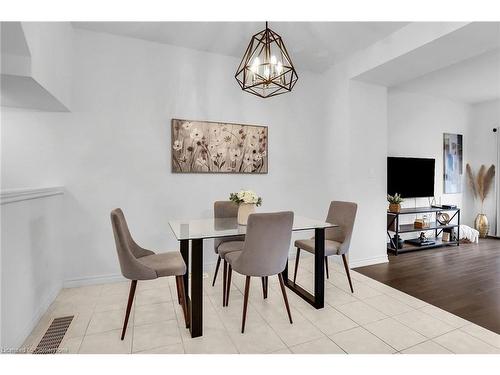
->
(33, 315, 74, 354)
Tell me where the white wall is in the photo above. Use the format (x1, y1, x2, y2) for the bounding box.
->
(388, 89, 470, 212)
(0, 191, 64, 348)
(2, 29, 332, 286)
(321, 63, 389, 267)
(465, 99, 500, 233)
(20, 22, 73, 110)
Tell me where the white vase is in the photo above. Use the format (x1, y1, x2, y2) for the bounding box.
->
(237, 203, 256, 225)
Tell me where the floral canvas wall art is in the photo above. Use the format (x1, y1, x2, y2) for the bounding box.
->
(171, 119, 268, 174)
(443, 133, 463, 193)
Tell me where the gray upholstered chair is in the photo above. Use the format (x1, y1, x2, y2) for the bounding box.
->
(111, 208, 188, 340)
(225, 211, 294, 333)
(212, 201, 244, 306)
(293, 201, 357, 292)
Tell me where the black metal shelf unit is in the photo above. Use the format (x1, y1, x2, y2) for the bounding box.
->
(387, 206, 460, 255)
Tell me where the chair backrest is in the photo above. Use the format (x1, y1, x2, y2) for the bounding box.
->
(214, 201, 240, 249)
(110, 208, 156, 280)
(214, 200, 239, 218)
(325, 201, 358, 255)
(233, 211, 294, 276)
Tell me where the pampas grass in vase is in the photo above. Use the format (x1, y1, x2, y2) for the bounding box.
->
(466, 163, 495, 238)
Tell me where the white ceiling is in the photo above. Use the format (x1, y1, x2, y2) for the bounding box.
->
(394, 49, 500, 104)
(73, 22, 408, 73)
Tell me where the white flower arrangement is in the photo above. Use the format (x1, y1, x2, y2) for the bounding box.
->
(229, 190, 262, 206)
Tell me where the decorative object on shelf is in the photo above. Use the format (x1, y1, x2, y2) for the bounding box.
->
(436, 212, 451, 225)
(466, 163, 495, 238)
(387, 193, 403, 213)
(171, 119, 268, 174)
(443, 133, 463, 193)
(235, 22, 298, 98)
(414, 218, 430, 229)
(229, 190, 263, 225)
(392, 234, 404, 249)
(442, 231, 450, 242)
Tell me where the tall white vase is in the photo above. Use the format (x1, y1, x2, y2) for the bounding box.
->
(237, 203, 255, 225)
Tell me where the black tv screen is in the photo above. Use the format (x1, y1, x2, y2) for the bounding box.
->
(387, 157, 435, 198)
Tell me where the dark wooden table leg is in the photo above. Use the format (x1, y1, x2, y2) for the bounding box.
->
(282, 254, 289, 281)
(180, 239, 190, 328)
(190, 238, 203, 338)
(314, 228, 325, 308)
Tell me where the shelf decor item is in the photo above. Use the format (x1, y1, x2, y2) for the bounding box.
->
(466, 163, 495, 238)
(387, 193, 404, 213)
(229, 190, 263, 225)
(235, 22, 298, 98)
(171, 119, 268, 174)
(443, 133, 463, 193)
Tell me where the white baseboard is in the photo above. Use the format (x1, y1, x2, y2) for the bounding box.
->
(63, 273, 126, 288)
(349, 255, 389, 268)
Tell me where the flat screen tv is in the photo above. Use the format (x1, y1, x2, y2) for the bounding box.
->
(387, 157, 435, 198)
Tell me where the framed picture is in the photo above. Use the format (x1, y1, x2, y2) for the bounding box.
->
(443, 133, 463, 193)
(171, 119, 268, 174)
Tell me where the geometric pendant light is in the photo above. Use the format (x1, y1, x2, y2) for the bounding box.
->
(235, 22, 298, 98)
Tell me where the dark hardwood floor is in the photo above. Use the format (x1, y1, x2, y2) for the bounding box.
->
(355, 238, 500, 334)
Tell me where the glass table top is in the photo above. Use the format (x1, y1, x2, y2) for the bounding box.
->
(169, 215, 337, 240)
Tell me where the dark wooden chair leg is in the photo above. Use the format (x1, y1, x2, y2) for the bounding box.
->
(176, 275, 189, 328)
(241, 276, 251, 333)
(121, 280, 137, 340)
(293, 247, 301, 284)
(212, 256, 221, 287)
(226, 264, 233, 306)
(342, 254, 354, 293)
(325, 256, 330, 279)
(278, 273, 293, 324)
(175, 275, 182, 304)
(261, 277, 268, 299)
(222, 260, 227, 306)
(265, 276, 268, 297)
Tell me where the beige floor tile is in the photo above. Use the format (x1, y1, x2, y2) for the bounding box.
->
(433, 330, 500, 354)
(95, 293, 131, 312)
(87, 309, 129, 335)
(182, 328, 238, 354)
(324, 286, 358, 307)
(269, 347, 292, 354)
(393, 309, 455, 338)
(267, 312, 325, 347)
(419, 305, 470, 328)
(299, 305, 358, 335)
(401, 340, 452, 354)
(137, 278, 170, 291)
(460, 324, 500, 349)
(346, 282, 383, 299)
(330, 326, 396, 354)
(227, 322, 286, 353)
(79, 329, 132, 354)
(290, 337, 345, 354)
(383, 289, 429, 309)
(134, 302, 177, 326)
(336, 301, 387, 325)
(100, 281, 130, 296)
(132, 320, 182, 353)
(64, 311, 93, 338)
(136, 287, 172, 306)
(363, 318, 427, 351)
(363, 294, 414, 316)
(59, 336, 84, 354)
(135, 343, 185, 354)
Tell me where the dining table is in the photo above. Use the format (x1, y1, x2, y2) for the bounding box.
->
(169, 215, 337, 338)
